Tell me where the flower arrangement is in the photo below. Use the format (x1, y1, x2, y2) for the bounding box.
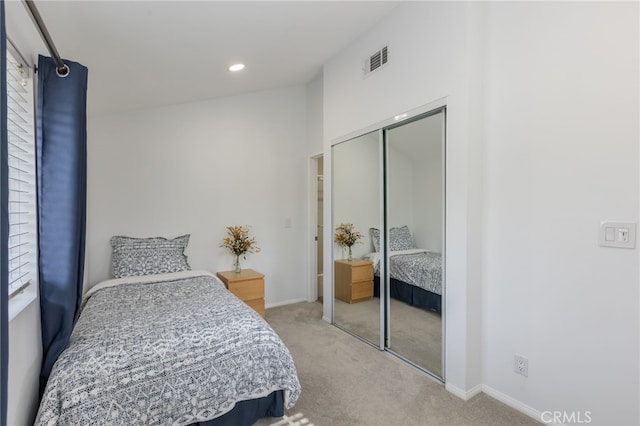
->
(334, 223, 364, 261)
(221, 225, 260, 272)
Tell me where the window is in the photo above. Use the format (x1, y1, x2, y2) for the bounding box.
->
(6, 47, 37, 316)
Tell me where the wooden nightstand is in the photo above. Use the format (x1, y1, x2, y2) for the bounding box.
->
(217, 269, 265, 317)
(334, 259, 374, 303)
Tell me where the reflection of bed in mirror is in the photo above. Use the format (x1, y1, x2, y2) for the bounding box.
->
(366, 227, 442, 314)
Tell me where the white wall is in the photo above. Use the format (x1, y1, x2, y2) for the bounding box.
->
(387, 113, 445, 252)
(87, 86, 309, 307)
(8, 302, 41, 426)
(411, 145, 443, 253)
(306, 73, 324, 157)
(481, 3, 639, 425)
(323, 0, 484, 398)
(332, 132, 380, 259)
(332, 122, 442, 258)
(322, 1, 639, 425)
(332, 136, 421, 259)
(387, 145, 415, 233)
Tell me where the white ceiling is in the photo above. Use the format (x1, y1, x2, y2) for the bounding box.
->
(5, 1, 399, 116)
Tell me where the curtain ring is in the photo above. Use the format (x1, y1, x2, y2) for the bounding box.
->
(56, 64, 70, 78)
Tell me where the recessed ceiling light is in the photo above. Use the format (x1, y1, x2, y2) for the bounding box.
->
(229, 63, 245, 72)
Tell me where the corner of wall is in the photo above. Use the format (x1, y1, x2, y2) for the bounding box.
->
(463, 0, 487, 392)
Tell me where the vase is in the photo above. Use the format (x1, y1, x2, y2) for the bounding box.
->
(348, 246, 353, 261)
(234, 255, 241, 273)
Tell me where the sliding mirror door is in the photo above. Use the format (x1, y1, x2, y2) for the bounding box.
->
(385, 110, 445, 378)
(332, 131, 381, 346)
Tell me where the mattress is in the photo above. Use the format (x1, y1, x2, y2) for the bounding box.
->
(35, 270, 301, 425)
(366, 249, 442, 295)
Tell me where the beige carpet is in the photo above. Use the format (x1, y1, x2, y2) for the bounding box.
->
(334, 297, 442, 377)
(255, 302, 539, 426)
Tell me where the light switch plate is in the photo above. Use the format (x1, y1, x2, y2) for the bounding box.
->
(599, 221, 637, 249)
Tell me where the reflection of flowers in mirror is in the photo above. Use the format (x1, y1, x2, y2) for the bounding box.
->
(334, 223, 364, 261)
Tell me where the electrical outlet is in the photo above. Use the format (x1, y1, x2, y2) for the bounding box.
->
(514, 355, 528, 377)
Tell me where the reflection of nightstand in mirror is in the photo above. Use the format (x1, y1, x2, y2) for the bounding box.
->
(334, 259, 373, 303)
(217, 269, 265, 317)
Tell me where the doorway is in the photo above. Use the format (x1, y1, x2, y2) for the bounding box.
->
(312, 155, 324, 303)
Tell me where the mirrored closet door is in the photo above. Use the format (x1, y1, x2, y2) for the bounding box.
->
(332, 106, 445, 380)
(384, 110, 445, 378)
(332, 130, 382, 347)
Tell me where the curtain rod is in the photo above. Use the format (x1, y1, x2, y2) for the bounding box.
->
(22, 0, 69, 77)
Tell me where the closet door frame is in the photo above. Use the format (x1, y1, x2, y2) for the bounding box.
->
(330, 98, 447, 380)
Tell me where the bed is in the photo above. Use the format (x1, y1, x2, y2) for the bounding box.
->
(35, 269, 301, 426)
(367, 227, 443, 314)
(366, 250, 442, 314)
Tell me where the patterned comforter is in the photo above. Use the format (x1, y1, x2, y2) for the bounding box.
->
(388, 250, 442, 295)
(369, 249, 442, 295)
(35, 271, 301, 426)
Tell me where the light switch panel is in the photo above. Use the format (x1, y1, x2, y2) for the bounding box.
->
(605, 227, 615, 241)
(599, 221, 637, 249)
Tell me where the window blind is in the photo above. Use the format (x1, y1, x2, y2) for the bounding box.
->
(6, 50, 36, 298)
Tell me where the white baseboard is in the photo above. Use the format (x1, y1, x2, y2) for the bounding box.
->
(482, 385, 558, 425)
(265, 298, 308, 309)
(446, 383, 482, 400)
(445, 383, 560, 425)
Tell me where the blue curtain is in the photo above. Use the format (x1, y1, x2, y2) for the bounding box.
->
(0, 1, 8, 424)
(37, 55, 88, 394)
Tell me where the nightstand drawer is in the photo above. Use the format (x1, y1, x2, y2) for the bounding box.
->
(334, 259, 374, 304)
(352, 264, 373, 282)
(245, 298, 266, 316)
(351, 281, 373, 301)
(216, 269, 266, 317)
(227, 279, 263, 301)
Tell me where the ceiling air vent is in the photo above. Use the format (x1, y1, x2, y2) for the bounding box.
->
(365, 46, 389, 76)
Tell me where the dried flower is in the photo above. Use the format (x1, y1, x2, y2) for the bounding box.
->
(221, 225, 261, 258)
(334, 223, 364, 248)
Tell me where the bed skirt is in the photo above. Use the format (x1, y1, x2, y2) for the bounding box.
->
(374, 276, 441, 314)
(195, 390, 284, 426)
